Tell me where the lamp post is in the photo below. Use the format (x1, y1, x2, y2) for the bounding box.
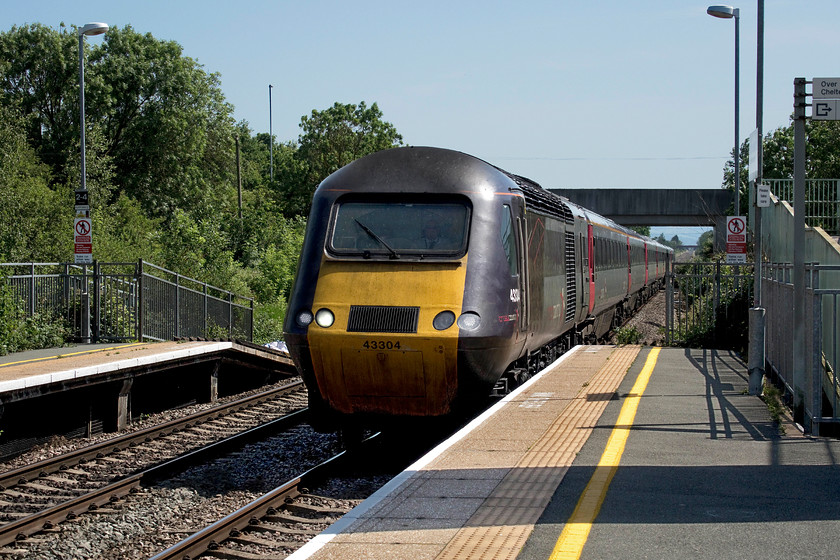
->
(707, 5, 740, 217)
(77, 22, 108, 343)
(78, 22, 108, 204)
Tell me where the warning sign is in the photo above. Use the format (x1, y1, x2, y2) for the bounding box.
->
(726, 216, 747, 263)
(74, 217, 93, 264)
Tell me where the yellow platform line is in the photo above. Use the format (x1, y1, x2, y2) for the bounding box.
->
(549, 347, 661, 560)
(0, 342, 147, 368)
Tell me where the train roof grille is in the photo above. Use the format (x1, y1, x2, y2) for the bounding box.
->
(347, 305, 420, 333)
(501, 171, 575, 224)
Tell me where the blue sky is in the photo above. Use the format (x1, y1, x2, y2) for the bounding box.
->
(5, 1, 839, 243)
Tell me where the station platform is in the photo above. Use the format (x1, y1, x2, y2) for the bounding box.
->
(290, 345, 840, 560)
(0, 340, 295, 453)
(0, 339, 293, 404)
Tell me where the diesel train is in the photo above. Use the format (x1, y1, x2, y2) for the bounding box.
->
(283, 147, 672, 431)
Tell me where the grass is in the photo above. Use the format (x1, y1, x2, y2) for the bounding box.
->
(762, 383, 787, 435)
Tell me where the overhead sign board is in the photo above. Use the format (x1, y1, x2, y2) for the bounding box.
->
(726, 215, 747, 263)
(813, 78, 840, 99)
(813, 78, 840, 121)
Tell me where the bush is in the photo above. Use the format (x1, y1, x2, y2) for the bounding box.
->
(614, 326, 642, 345)
(0, 274, 69, 355)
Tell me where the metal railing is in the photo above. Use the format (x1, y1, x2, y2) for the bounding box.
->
(665, 260, 753, 348)
(763, 263, 840, 434)
(1, 260, 253, 343)
(765, 179, 840, 235)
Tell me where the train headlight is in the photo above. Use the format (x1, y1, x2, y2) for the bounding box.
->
(314, 308, 335, 328)
(457, 311, 481, 331)
(295, 310, 314, 327)
(433, 310, 456, 330)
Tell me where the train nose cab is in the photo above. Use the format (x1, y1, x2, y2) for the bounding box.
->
(290, 195, 474, 422)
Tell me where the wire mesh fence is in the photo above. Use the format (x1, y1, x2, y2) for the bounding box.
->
(1, 260, 253, 343)
(763, 263, 840, 435)
(665, 260, 753, 351)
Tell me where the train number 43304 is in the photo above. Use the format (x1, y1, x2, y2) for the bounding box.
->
(362, 340, 402, 350)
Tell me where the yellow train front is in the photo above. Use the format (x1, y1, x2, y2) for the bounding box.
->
(284, 147, 531, 431)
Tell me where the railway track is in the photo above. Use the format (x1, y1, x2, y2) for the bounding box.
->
(150, 445, 360, 560)
(0, 380, 307, 548)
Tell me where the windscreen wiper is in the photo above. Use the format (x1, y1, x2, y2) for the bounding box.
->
(354, 219, 400, 259)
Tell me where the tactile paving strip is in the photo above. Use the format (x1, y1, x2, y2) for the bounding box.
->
(435, 345, 640, 560)
(304, 345, 641, 560)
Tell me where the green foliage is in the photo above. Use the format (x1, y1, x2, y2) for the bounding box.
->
(762, 382, 786, 433)
(288, 101, 404, 216)
(1, 22, 408, 347)
(723, 120, 840, 215)
(655, 233, 684, 250)
(630, 225, 651, 237)
(671, 262, 750, 353)
(0, 104, 68, 261)
(614, 326, 641, 345)
(696, 230, 715, 260)
(0, 279, 68, 355)
(253, 301, 288, 345)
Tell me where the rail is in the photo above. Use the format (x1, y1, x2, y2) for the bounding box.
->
(0, 260, 253, 343)
(0, 403, 308, 547)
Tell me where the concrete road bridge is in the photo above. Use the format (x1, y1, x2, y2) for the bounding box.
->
(550, 188, 732, 247)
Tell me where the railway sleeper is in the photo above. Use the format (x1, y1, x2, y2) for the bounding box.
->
(249, 524, 320, 536)
(263, 512, 327, 525)
(284, 501, 351, 516)
(229, 533, 287, 548)
(209, 544, 301, 558)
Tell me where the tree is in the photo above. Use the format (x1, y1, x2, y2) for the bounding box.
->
(0, 24, 81, 186)
(89, 25, 236, 218)
(669, 235, 683, 249)
(0, 104, 67, 261)
(697, 230, 715, 260)
(0, 24, 238, 221)
(724, 120, 840, 210)
(286, 101, 403, 216)
(630, 225, 651, 237)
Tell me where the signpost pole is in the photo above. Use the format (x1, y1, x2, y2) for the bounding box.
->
(793, 77, 807, 426)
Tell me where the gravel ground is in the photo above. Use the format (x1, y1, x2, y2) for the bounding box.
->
(0, 377, 301, 472)
(608, 289, 667, 346)
(6, 426, 345, 560)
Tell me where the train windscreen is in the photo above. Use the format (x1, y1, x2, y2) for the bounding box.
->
(329, 198, 470, 258)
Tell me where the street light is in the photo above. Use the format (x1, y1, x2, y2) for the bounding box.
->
(707, 5, 740, 217)
(78, 22, 108, 202)
(77, 22, 107, 343)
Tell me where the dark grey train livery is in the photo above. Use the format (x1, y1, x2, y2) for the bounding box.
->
(283, 147, 671, 431)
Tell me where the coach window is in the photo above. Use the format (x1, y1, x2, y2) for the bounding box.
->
(501, 205, 518, 276)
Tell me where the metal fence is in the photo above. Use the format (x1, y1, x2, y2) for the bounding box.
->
(1, 260, 253, 342)
(766, 178, 840, 235)
(763, 263, 840, 435)
(665, 260, 753, 349)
